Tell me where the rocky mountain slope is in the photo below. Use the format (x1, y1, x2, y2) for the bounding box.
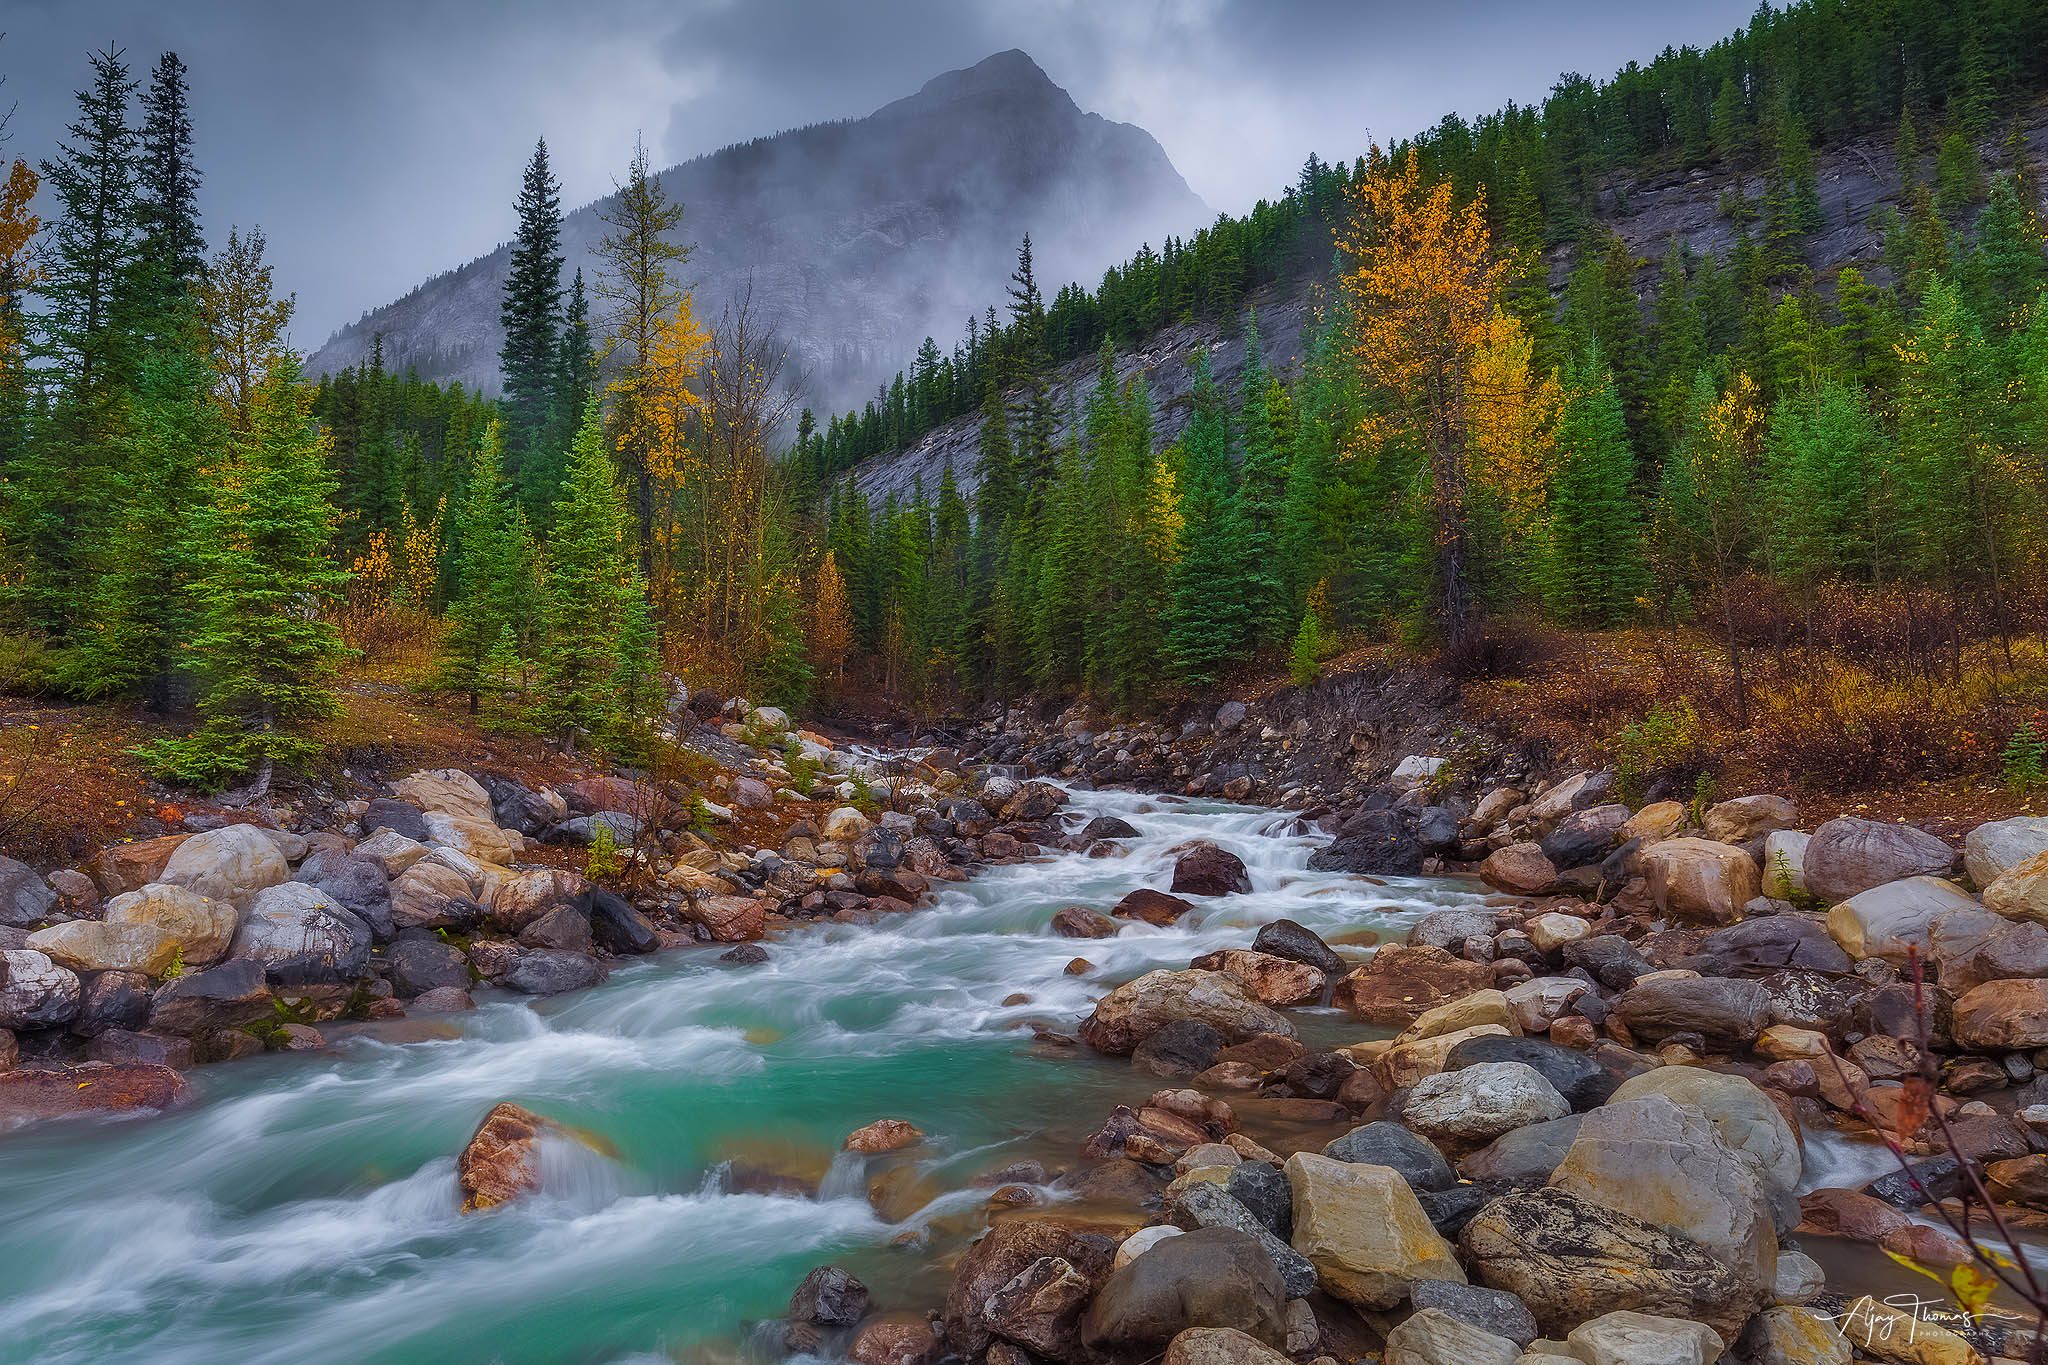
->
(306, 51, 1207, 412)
(848, 110, 2048, 506)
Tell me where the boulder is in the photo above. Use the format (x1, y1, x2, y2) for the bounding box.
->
(157, 824, 289, 907)
(519, 904, 593, 954)
(1964, 815, 2048, 888)
(1173, 843, 1252, 897)
(1745, 1306, 1851, 1365)
(1160, 1326, 1291, 1365)
(1382, 1308, 1518, 1365)
(1528, 773, 1596, 830)
(354, 829, 430, 878)
(0, 948, 82, 1027)
(1612, 975, 1769, 1048)
(1524, 912, 1593, 955)
(788, 1264, 869, 1326)
(292, 852, 394, 939)
(73, 970, 155, 1036)
(502, 949, 608, 995)
(944, 1221, 1115, 1358)
(1931, 908, 2048, 993)
(1408, 1279, 1539, 1348)
(26, 920, 178, 976)
(389, 860, 481, 933)
(1690, 916, 1849, 973)
(361, 797, 430, 841)
(1702, 795, 1799, 844)
(1985, 849, 2048, 925)
(692, 895, 767, 942)
(1227, 1162, 1293, 1238)
(1332, 944, 1492, 1026)
(1608, 1067, 1802, 1196)
(231, 883, 373, 984)
(1481, 843, 1556, 897)
(1133, 1019, 1228, 1077)
(1549, 1094, 1777, 1296)
(1460, 1186, 1767, 1343)
(1504, 977, 1589, 1033)
(848, 1321, 937, 1365)
(395, 769, 496, 824)
(87, 834, 191, 898)
(1052, 906, 1117, 938)
(87, 1027, 193, 1068)
(1951, 978, 2048, 1051)
(730, 777, 774, 810)
(1828, 1296, 1982, 1365)
(0, 856, 57, 927)
(1166, 1180, 1318, 1298)
(1442, 1035, 1619, 1110)
(1373, 1024, 1514, 1091)
(147, 957, 270, 1034)
(1321, 1121, 1456, 1190)
(1398, 988, 1519, 1042)
(1640, 838, 1761, 925)
(845, 1118, 923, 1152)
(1081, 970, 1295, 1056)
(1565, 1310, 1725, 1365)
(1195, 949, 1324, 1006)
(421, 811, 520, 866)
(1542, 804, 1631, 870)
(486, 867, 586, 933)
(1826, 876, 1981, 962)
(1804, 817, 1957, 904)
(1459, 1113, 1584, 1183)
(1114, 888, 1198, 926)
(822, 807, 872, 842)
(457, 1100, 575, 1210)
(1762, 829, 1812, 898)
(1284, 1150, 1465, 1309)
(1409, 907, 1501, 952)
(1081, 1226, 1286, 1353)
(387, 937, 471, 996)
(1080, 815, 1142, 842)
(587, 888, 660, 955)
(0, 1062, 187, 1123)
(1403, 1061, 1570, 1148)
(1003, 782, 1067, 821)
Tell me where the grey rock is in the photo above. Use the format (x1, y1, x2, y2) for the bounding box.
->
(1226, 1161, 1293, 1240)
(1408, 1278, 1539, 1349)
(72, 969, 154, 1036)
(1166, 1181, 1318, 1298)
(361, 798, 429, 842)
(502, 948, 608, 995)
(387, 937, 471, 996)
(1321, 1121, 1455, 1191)
(0, 856, 56, 928)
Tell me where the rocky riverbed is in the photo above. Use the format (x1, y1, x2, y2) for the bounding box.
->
(7, 690, 2048, 1363)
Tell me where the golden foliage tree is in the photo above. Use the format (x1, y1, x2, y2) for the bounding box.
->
(1338, 146, 1512, 644)
(0, 158, 39, 366)
(808, 549, 854, 687)
(197, 226, 296, 430)
(642, 297, 709, 620)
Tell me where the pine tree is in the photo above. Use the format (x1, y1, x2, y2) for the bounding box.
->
(75, 338, 222, 707)
(434, 423, 519, 713)
(529, 266, 595, 519)
(134, 51, 204, 323)
(1234, 312, 1289, 650)
(1545, 350, 1647, 626)
(140, 361, 350, 796)
(539, 398, 632, 753)
(499, 139, 564, 481)
(1164, 353, 1251, 683)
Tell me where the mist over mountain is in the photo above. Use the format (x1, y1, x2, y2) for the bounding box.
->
(306, 50, 1207, 411)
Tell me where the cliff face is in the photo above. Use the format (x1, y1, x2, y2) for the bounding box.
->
(306, 50, 1208, 414)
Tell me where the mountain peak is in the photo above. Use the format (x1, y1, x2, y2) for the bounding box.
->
(893, 48, 1071, 115)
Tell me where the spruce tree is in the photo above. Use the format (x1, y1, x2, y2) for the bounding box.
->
(1164, 353, 1251, 684)
(141, 361, 350, 796)
(435, 423, 519, 713)
(1545, 350, 1647, 626)
(1234, 312, 1289, 651)
(539, 398, 632, 753)
(134, 51, 204, 322)
(75, 338, 222, 708)
(499, 139, 564, 482)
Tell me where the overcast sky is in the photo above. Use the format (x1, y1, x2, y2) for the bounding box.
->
(2, 0, 1760, 345)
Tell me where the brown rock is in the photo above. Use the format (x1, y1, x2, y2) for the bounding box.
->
(457, 1101, 577, 1212)
(1481, 843, 1556, 897)
(486, 867, 587, 933)
(0, 1062, 188, 1123)
(1171, 843, 1253, 897)
(1640, 838, 1762, 925)
(1114, 888, 1198, 926)
(88, 833, 192, 897)
(848, 1320, 936, 1365)
(694, 894, 768, 942)
(942, 1220, 1115, 1358)
(1192, 949, 1325, 1006)
(845, 1118, 924, 1153)
(1052, 905, 1117, 938)
(1951, 978, 2048, 1052)
(1332, 944, 1492, 1026)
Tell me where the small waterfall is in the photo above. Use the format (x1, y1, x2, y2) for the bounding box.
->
(816, 1151, 868, 1203)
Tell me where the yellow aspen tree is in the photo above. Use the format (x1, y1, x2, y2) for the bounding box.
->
(808, 550, 854, 687)
(1465, 308, 1561, 542)
(643, 297, 709, 622)
(0, 158, 39, 365)
(1338, 146, 1509, 646)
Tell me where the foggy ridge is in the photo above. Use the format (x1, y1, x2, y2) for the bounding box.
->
(305, 50, 1209, 411)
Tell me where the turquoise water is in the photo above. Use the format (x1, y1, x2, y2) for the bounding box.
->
(0, 788, 1493, 1364)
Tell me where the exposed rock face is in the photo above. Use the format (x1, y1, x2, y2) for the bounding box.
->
(1284, 1150, 1465, 1309)
(1081, 969, 1295, 1055)
(1803, 817, 1956, 903)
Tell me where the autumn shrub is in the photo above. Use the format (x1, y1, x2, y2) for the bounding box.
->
(1731, 658, 1971, 792)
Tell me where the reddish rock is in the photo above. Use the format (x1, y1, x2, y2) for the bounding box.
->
(848, 1320, 936, 1365)
(1331, 944, 1492, 1025)
(1190, 949, 1325, 1006)
(1052, 906, 1117, 938)
(457, 1101, 580, 1211)
(845, 1118, 924, 1153)
(88, 833, 192, 897)
(563, 775, 653, 815)
(0, 1062, 188, 1124)
(1480, 843, 1556, 897)
(1171, 843, 1253, 897)
(694, 894, 767, 942)
(1114, 888, 1198, 926)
